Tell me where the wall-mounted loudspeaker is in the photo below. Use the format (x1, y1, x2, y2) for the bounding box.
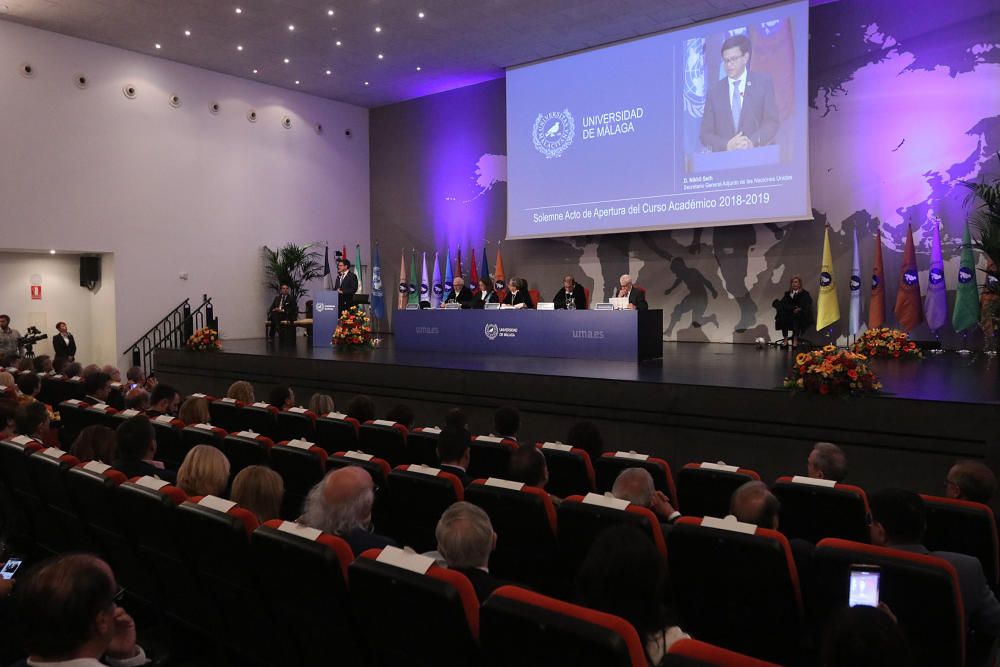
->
(80, 256, 101, 288)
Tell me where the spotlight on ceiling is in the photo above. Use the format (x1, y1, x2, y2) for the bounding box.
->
(235, 7, 242, 14)
(374, 25, 382, 33)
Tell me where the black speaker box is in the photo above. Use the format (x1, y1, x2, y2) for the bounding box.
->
(80, 256, 101, 286)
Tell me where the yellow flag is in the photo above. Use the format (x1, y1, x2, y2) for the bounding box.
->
(816, 227, 840, 330)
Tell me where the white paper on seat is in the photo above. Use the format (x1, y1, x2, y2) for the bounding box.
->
(376, 546, 434, 574)
(536, 302, 555, 310)
(702, 515, 758, 535)
(235, 430, 259, 439)
(135, 476, 170, 491)
(344, 450, 374, 462)
(83, 461, 111, 474)
(699, 461, 739, 472)
(68, 377, 82, 383)
(372, 419, 396, 427)
(790, 475, 837, 488)
(91, 403, 110, 412)
(582, 492, 629, 511)
(278, 520, 322, 541)
(119, 409, 141, 418)
(324, 412, 348, 420)
(154, 415, 176, 425)
(252, 402, 272, 409)
(485, 478, 525, 491)
(193, 423, 216, 432)
(63, 399, 84, 406)
(613, 451, 650, 461)
(542, 442, 572, 452)
(219, 397, 238, 404)
(41, 447, 67, 459)
(285, 439, 315, 451)
(420, 427, 441, 435)
(190, 393, 207, 398)
(287, 407, 308, 414)
(51, 374, 65, 380)
(408, 464, 441, 477)
(198, 495, 237, 513)
(110, 382, 123, 389)
(10, 435, 37, 446)
(475, 435, 503, 443)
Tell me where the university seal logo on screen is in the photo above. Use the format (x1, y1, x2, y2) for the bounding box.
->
(532, 109, 575, 159)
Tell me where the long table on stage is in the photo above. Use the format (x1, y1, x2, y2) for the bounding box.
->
(392, 308, 663, 361)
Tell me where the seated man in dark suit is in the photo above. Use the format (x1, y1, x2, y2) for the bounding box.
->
(301, 466, 397, 555)
(501, 277, 533, 309)
(334, 258, 359, 314)
(945, 459, 997, 505)
(437, 425, 473, 487)
(435, 501, 512, 602)
(869, 488, 1000, 638)
(615, 274, 648, 310)
(442, 276, 475, 309)
(553, 275, 587, 310)
(145, 384, 179, 419)
(112, 415, 176, 484)
(267, 284, 298, 341)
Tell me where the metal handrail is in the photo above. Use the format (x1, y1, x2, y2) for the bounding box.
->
(123, 295, 217, 376)
(122, 299, 190, 355)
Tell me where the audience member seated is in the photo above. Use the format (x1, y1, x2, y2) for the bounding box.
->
(345, 395, 376, 424)
(445, 407, 467, 429)
(124, 388, 149, 412)
(945, 459, 997, 505)
(508, 444, 559, 504)
(177, 396, 211, 425)
(384, 403, 415, 429)
(15, 554, 151, 667)
(435, 501, 511, 601)
(231, 465, 284, 523)
(820, 605, 910, 667)
(63, 362, 83, 379)
(226, 380, 254, 404)
(146, 384, 180, 418)
(0, 371, 14, 390)
(83, 372, 113, 407)
(0, 400, 16, 439)
(15, 373, 41, 405)
(176, 444, 230, 497)
(268, 385, 295, 411)
(15, 402, 50, 443)
(437, 426, 473, 487)
(32, 355, 53, 374)
(126, 366, 155, 391)
(807, 442, 848, 482)
(613, 467, 679, 524)
(16, 359, 34, 374)
(869, 487, 1000, 638)
(102, 365, 123, 383)
(492, 406, 520, 442)
(81, 364, 101, 378)
(70, 424, 117, 464)
(566, 420, 604, 464)
(301, 466, 397, 554)
(308, 392, 335, 415)
(576, 524, 688, 664)
(112, 415, 175, 483)
(52, 357, 68, 375)
(729, 480, 780, 529)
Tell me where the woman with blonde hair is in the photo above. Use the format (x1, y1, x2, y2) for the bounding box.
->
(178, 396, 211, 425)
(177, 445, 230, 497)
(309, 393, 335, 416)
(231, 465, 285, 523)
(226, 380, 255, 404)
(0, 371, 14, 390)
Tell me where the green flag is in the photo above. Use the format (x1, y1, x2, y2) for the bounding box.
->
(354, 244, 364, 286)
(407, 251, 419, 306)
(952, 223, 980, 332)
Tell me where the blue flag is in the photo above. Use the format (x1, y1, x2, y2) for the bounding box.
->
(431, 252, 443, 309)
(322, 245, 334, 290)
(481, 246, 490, 285)
(370, 243, 384, 319)
(444, 248, 454, 296)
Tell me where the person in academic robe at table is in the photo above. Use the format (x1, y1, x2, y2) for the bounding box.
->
(471, 278, 500, 309)
(502, 277, 533, 309)
(334, 258, 359, 314)
(772, 275, 812, 348)
(616, 275, 648, 310)
(267, 284, 298, 341)
(442, 276, 475, 309)
(699, 33, 780, 152)
(52, 321, 77, 361)
(553, 275, 587, 310)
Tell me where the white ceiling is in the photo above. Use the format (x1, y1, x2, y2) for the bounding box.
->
(0, 0, 779, 108)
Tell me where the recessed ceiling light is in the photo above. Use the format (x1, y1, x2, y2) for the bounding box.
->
(237, 44, 243, 51)
(288, 24, 295, 31)
(364, 81, 369, 86)
(235, 7, 242, 14)
(327, 9, 334, 16)
(335, 40, 342, 46)
(377, 53, 384, 60)
(184, 29, 191, 37)
(49, 249, 56, 255)
(155, 43, 162, 49)
(252, 68, 258, 74)
(374, 25, 382, 33)
(416, 66, 422, 71)
(325, 69, 332, 75)
(294, 80, 300, 85)
(283, 57, 290, 64)
(418, 11, 425, 18)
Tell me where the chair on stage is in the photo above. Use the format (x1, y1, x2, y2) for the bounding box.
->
(676, 462, 760, 518)
(595, 452, 677, 505)
(536, 442, 595, 498)
(771, 476, 871, 544)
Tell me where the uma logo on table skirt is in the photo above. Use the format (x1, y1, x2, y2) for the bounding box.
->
(484, 323, 499, 341)
(484, 324, 519, 340)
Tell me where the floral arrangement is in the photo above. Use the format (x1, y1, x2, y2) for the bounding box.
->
(784, 345, 882, 396)
(332, 305, 374, 349)
(187, 327, 222, 352)
(851, 327, 922, 360)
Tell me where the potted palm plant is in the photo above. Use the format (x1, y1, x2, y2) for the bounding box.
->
(962, 154, 1000, 330)
(262, 243, 325, 306)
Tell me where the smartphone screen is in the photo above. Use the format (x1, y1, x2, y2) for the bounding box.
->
(848, 565, 880, 607)
(1, 558, 22, 580)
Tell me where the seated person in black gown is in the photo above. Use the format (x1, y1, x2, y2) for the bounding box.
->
(772, 275, 812, 347)
(553, 275, 587, 310)
(501, 277, 533, 309)
(441, 276, 475, 309)
(472, 278, 500, 309)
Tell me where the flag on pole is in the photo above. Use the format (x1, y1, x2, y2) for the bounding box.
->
(816, 227, 841, 331)
(355, 244, 364, 287)
(456, 247, 464, 281)
(894, 225, 924, 331)
(869, 230, 886, 328)
(397, 250, 407, 310)
(481, 246, 490, 286)
(469, 248, 479, 294)
(952, 223, 980, 332)
(444, 248, 454, 296)
(494, 246, 507, 300)
(407, 252, 419, 306)
(431, 253, 443, 309)
(370, 243, 384, 319)
(420, 252, 429, 306)
(924, 220, 948, 332)
(322, 245, 335, 290)
(342, 244, 348, 264)
(848, 227, 862, 336)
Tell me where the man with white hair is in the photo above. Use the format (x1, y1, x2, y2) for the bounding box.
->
(435, 501, 511, 601)
(302, 467, 397, 555)
(616, 275, 648, 310)
(612, 468, 679, 523)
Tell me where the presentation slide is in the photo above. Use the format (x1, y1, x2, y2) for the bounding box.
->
(505, 0, 810, 240)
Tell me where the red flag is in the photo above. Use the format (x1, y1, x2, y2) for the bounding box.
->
(342, 245, 348, 266)
(893, 226, 924, 331)
(869, 230, 886, 328)
(469, 249, 479, 294)
(494, 247, 507, 301)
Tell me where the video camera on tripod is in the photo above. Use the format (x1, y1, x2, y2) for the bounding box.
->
(18, 326, 48, 358)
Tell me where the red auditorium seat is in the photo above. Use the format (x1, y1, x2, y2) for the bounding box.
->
(0, 434, 45, 550)
(595, 451, 677, 504)
(180, 422, 228, 452)
(676, 462, 760, 518)
(921, 493, 1000, 587)
(56, 398, 91, 447)
(385, 464, 464, 552)
(812, 538, 964, 667)
(276, 406, 318, 441)
(536, 441, 595, 497)
(251, 519, 363, 667)
(407, 426, 442, 465)
(771, 475, 871, 543)
(240, 401, 280, 439)
(328, 450, 392, 488)
(26, 446, 88, 553)
(468, 435, 517, 480)
(480, 585, 647, 667)
(221, 431, 274, 479)
(349, 546, 480, 667)
(315, 411, 360, 453)
(83, 401, 120, 431)
(665, 516, 803, 664)
(208, 397, 249, 433)
(664, 638, 781, 666)
(270, 439, 329, 519)
(149, 414, 186, 469)
(359, 419, 409, 465)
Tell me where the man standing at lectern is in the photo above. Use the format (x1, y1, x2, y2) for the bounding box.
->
(267, 284, 297, 341)
(699, 34, 779, 152)
(617, 275, 648, 310)
(334, 258, 359, 315)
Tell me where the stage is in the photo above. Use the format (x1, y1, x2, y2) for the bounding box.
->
(156, 338, 1000, 496)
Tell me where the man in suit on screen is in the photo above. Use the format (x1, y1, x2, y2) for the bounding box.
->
(699, 34, 779, 152)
